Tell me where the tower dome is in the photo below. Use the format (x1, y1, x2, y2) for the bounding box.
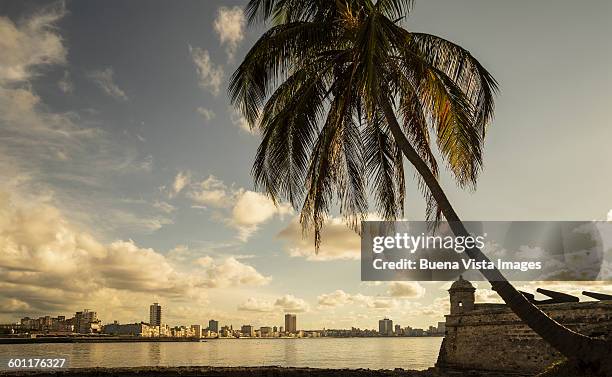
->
(449, 275, 475, 291)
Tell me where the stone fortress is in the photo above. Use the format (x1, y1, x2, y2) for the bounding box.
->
(436, 276, 612, 375)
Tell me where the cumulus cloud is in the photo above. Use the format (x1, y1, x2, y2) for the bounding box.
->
(188, 175, 232, 208)
(171, 171, 191, 197)
(0, 2, 66, 84)
(387, 282, 426, 298)
(316, 289, 402, 310)
(0, 193, 270, 321)
(231, 190, 293, 240)
(318, 290, 353, 307)
(197, 107, 215, 121)
(190, 46, 223, 96)
(88, 67, 128, 101)
(230, 108, 256, 134)
(278, 217, 361, 261)
(213, 6, 246, 62)
(238, 294, 309, 313)
(182, 175, 292, 240)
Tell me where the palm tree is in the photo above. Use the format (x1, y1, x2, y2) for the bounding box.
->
(230, 0, 611, 371)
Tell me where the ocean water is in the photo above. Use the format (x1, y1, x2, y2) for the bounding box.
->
(0, 337, 442, 370)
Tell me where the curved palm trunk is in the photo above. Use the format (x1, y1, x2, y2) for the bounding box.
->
(380, 99, 612, 368)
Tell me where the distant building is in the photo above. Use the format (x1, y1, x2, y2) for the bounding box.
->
(74, 309, 101, 334)
(208, 319, 219, 333)
(241, 325, 254, 337)
(260, 326, 272, 337)
(191, 324, 201, 338)
(149, 303, 162, 326)
(378, 318, 393, 336)
(394, 324, 402, 335)
(103, 322, 155, 337)
(284, 314, 297, 334)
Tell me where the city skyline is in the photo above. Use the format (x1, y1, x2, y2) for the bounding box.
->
(0, 0, 611, 331)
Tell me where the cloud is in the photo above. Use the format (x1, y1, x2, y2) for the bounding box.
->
(197, 107, 215, 121)
(171, 171, 191, 197)
(189, 46, 223, 96)
(316, 290, 401, 310)
(153, 200, 176, 214)
(274, 294, 309, 313)
(0, 1, 66, 84)
(213, 6, 246, 62)
(88, 67, 128, 101)
(57, 70, 73, 93)
(238, 294, 309, 313)
(230, 108, 256, 134)
(387, 282, 425, 298)
(277, 217, 361, 261)
(231, 190, 293, 241)
(183, 175, 292, 240)
(0, 193, 270, 321)
(318, 290, 353, 307)
(188, 175, 232, 208)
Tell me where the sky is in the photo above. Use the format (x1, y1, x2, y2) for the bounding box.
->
(0, 0, 611, 330)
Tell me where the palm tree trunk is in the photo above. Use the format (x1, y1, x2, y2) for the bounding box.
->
(379, 98, 611, 368)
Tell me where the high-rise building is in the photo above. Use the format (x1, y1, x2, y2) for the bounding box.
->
(74, 309, 101, 334)
(208, 319, 219, 333)
(149, 303, 162, 326)
(379, 318, 393, 336)
(394, 324, 402, 335)
(241, 324, 254, 337)
(285, 314, 297, 334)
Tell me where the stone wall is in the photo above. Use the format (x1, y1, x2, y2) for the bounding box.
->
(436, 301, 612, 375)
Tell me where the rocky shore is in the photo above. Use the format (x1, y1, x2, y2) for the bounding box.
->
(0, 366, 444, 377)
(0, 366, 540, 377)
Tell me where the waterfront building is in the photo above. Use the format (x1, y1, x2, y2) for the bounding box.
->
(191, 324, 201, 338)
(378, 318, 393, 336)
(74, 309, 101, 334)
(394, 324, 402, 335)
(240, 324, 254, 337)
(149, 303, 162, 327)
(208, 319, 219, 333)
(260, 326, 272, 337)
(103, 322, 156, 337)
(284, 314, 297, 334)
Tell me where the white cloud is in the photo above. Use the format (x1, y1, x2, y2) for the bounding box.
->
(89, 67, 128, 101)
(213, 6, 246, 62)
(278, 217, 361, 261)
(0, 193, 270, 321)
(231, 190, 293, 241)
(318, 290, 353, 307)
(238, 294, 309, 313)
(171, 171, 191, 197)
(237, 298, 275, 312)
(197, 107, 215, 121)
(188, 175, 232, 208)
(57, 70, 73, 93)
(0, 2, 66, 84)
(231, 108, 256, 134)
(189, 46, 223, 96)
(274, 294, 310, 313)
(387, 282, 425, 298)
(153, 200, 176, 214)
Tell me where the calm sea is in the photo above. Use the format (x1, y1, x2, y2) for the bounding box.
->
(0, 337, 442, 370)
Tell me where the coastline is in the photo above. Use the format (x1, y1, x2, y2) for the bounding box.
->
(0, 366, 439, 377)
(0, 337, 201, 344)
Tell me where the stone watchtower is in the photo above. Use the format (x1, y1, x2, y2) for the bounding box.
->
(448, 275, 475, 314)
